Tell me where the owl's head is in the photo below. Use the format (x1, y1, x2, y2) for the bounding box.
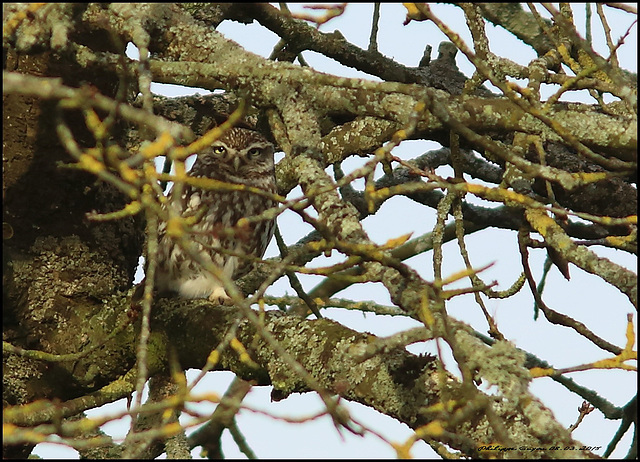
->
(193, 127, 275, 182)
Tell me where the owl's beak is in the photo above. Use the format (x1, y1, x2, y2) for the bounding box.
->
(233, 156, 242, 172)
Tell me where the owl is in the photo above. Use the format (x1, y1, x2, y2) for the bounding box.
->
(147, 127, 277, 305)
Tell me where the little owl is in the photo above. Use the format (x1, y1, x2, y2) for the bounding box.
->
(137, 127, 277, 305)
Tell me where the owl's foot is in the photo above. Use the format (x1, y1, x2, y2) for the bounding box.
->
(208, 287, 234, 305)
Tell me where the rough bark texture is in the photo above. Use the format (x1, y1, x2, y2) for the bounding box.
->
(3, 3, 636, 459)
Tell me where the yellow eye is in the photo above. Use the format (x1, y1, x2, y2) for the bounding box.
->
(212, 146, 226, 155)
(247, 147, 262, 159)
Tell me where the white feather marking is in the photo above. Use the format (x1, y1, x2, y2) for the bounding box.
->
(188, 193, 201, 210)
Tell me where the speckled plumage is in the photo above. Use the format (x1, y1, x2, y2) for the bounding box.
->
(154, 127, 277, 304)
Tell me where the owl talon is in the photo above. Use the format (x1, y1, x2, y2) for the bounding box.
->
(209, 287, 233, 305)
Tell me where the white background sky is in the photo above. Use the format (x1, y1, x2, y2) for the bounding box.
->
(34, 3, 636, 459)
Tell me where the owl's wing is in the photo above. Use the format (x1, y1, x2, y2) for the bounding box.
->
(233, 218, 276, 280)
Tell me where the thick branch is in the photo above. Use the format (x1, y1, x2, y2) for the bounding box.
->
(148, 299, 592, 458)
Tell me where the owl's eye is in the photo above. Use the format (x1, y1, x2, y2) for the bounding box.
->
(212, 145, 227, 155)
(247, 147, 263, 159)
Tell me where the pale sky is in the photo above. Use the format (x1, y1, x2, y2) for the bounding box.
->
(34, 4, 636, 459)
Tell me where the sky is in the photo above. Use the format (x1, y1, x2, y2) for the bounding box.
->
(33, 3, 637, 459)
